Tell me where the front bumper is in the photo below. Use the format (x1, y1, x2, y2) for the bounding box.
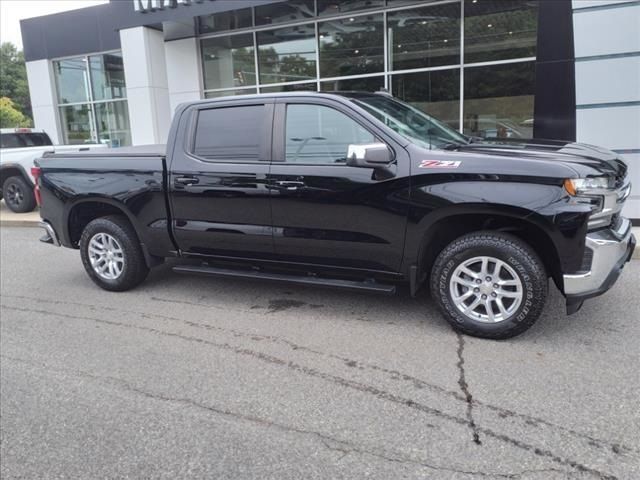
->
(564, 217, 635, 314)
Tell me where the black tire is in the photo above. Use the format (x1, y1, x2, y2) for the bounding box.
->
(79, 215, 149, 292)
(430, 231, 547, 340)
(2, 176, 36, 213)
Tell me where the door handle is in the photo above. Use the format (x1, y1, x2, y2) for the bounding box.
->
(274, 180, 305, 191)
(174, 176, 199, 186)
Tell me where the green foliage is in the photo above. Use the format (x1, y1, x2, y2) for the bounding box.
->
(0, 42, 32, 121)
(0, 97, 30, 128)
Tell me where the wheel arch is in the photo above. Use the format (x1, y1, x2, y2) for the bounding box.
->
(412, 206, 562, 293)
(64, 198, 160, 268)
(0, 164, 33, 189)
(65, 198, 139, 245)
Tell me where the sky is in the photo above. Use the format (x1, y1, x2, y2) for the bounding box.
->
(1, 0, 109, 49)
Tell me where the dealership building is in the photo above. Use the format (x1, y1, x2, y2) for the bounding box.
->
(20, 0, 640, 218)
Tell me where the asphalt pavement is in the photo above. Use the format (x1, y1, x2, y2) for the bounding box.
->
(1, 226, 639, 479)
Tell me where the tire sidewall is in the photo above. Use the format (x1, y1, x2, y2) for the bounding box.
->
(433, 235, 545, 338)
(3, 177, 36, 213)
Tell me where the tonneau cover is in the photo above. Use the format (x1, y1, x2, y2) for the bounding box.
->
(45, 144, 166, 157)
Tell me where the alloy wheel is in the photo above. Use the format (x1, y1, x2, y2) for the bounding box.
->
(6, 183, 24, 208)
(449, 256, 523, 323)
(88, 233, 125, 280)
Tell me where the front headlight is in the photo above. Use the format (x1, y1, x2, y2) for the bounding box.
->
(564, 177, 611, 195)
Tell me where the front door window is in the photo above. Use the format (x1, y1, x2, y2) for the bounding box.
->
(284, 104, 376, 164)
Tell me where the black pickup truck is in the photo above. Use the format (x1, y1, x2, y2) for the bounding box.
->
(35, 92, 635, 339)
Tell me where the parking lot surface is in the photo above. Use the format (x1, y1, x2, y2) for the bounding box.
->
(1, 226, 639, 479)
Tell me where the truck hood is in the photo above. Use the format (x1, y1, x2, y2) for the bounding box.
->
(452, 139, 628, 181)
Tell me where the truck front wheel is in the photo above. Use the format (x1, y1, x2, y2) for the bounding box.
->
(79, 215, 149, 291)
(430, 232, 547, 339)
(2, 176, 36, 213)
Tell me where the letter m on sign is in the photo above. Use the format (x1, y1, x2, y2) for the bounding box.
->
(133, 0, 195, 12)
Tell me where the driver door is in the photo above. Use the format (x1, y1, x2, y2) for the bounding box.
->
(268, 98, 410, 273)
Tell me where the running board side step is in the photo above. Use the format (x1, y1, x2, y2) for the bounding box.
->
(172, 265, 396, 295)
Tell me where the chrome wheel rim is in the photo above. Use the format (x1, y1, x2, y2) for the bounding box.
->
(449, 256, 523, 323)
(88, 233, 124, 280)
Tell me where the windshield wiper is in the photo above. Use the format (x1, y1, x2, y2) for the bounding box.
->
(441, 135, 474, 150)
(441, 141, 469, 150)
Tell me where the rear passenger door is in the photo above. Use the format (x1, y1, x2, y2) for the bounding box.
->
(169, 99, 275, 259)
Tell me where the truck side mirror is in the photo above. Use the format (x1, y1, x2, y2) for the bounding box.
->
(346, 143, 392, 168)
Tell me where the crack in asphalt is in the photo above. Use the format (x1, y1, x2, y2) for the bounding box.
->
(456, 332, 482, 445)
(2, 292, 633, 458)
(1, 354, 570, 479)
(0, 303, 622, 479)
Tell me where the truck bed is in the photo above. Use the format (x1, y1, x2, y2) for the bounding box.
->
(37, 150, 172, 258)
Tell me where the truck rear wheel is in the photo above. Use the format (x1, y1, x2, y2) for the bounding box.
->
(2, 176, 36, 213)
(430, 232, 547, 339)
(79, 215, 149, 292)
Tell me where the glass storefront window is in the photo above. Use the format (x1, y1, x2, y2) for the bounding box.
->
(195, 1, 542, 135)
(55, 58, 90, 104)
(317, 0, 384, 16)
(198, 8, 253, 34)
(257, 26, 317, 84)
(46, 2, 540, 146)
(55, 52, 131, 146)
(391, 69, 461, 130)
(260, 83, 317, 93)
(255, 0, 315, 26)
(95, 101, 131, 147)
(387, 3, 461, 71)
(463, 61, 535, 138)
(204, 88, 258, 98)
(319, 14, 384, 77)
(59, 104, 94, 145)
(464, 0, 538, 64)
(202, 34, 256, 90)
(320, 75, 384, 92)
(89, 52, 126, 101)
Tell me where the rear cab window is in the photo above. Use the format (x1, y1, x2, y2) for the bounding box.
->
(193, 105, 265, 162)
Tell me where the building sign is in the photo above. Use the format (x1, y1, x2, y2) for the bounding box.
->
(133, 0, 213, 13)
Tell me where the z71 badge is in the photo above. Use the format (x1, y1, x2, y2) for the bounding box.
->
(419, 160, 461, 169)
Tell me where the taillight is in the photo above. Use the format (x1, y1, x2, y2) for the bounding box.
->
(31, 166, 42, 206)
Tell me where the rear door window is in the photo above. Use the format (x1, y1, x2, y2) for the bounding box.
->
(193, 105, 264, 162)
(0, 133, 52, 149)
(0, 134, 22, 149)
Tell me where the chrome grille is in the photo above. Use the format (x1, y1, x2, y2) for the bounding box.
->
(587, 175, 630, 230)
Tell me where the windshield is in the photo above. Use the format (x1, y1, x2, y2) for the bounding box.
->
(349, 95, 469, 149)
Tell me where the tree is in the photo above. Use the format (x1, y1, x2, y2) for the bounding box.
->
(0, 42, 32, 120)
(0, 97, 30, 128)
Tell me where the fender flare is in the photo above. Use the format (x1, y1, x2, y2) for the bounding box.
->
(0, 163, 34, 188)
(63, 197, 149, 245)
(406, 203, 564, 292)
(63, 197, 160, 268)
